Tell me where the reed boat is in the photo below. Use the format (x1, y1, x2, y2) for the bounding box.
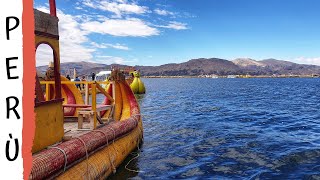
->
(130, 70, 146, 94)
(33, 70, 143, 179)
(33, 3, 143, 179)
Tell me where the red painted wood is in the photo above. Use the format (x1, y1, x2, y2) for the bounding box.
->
(34, 98, 64, 108)
(61, 84, 77, 116)
(63, 104, 91, 108)
(49, 0, 57, 17)
(34, 31, 59, 40)
(101, 83, 113, 117)
(53, 53, 62, 99)
(35, 75, 45, 102)
(30, 82, 141, 179)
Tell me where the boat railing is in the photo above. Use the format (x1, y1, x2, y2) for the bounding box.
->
(40, 80, 114, 129)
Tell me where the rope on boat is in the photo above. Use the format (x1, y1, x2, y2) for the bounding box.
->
(105, 126, 117, 174)
(93, 129, 115, 174)
(48, 146, 68, 172)
(74, 137, 89, 179)
(125, 138, 145, 174)
(124, 114, 144, 174)
(124, 152, 143, 173)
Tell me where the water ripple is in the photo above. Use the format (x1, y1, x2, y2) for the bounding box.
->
(108, 78, 320, 179)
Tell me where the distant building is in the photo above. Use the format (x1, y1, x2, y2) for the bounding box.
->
(227, 75, 236, 78)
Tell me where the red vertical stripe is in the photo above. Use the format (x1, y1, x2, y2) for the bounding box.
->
(23, 0, 35, 179)
(49, 0, 57, 17)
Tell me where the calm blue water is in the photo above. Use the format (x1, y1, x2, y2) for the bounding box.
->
(109, 78, 320, 179)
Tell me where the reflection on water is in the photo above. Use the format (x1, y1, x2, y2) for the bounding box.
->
(105, 78, 320, 179)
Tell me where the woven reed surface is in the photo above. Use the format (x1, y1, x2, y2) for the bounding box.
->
(57, 120, 143, 180)
(30, 82, 141, 180)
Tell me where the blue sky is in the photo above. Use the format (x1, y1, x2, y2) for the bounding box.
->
(35, 0, 320, 66)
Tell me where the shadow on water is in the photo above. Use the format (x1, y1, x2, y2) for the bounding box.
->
(134, 94, 146, 104)
(108, 93, 145, 180)
(108, 144, 144, 180)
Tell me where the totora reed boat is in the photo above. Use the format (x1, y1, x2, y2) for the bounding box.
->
(32, 2, 143, 179)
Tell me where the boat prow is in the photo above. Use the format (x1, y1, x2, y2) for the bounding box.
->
(31, 71, 143, 179)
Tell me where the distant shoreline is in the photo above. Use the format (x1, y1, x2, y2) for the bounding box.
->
(142, 75, 320, 78)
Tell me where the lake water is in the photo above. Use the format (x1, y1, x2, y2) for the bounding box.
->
(108, 78, 320, 179)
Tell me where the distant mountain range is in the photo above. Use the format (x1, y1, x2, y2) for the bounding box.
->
(37, 58, 320, 76)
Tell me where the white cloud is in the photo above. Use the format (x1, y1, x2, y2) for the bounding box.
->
(36, 45, 54, 66)
(154, 8, 175, 16)
(94, 55, 139, 65)
(156, 21, 188, 30)
(35, 7, 95, 66)
(81, 18, 159, 37)
(83, 0, 149, 18)
(90, 42, 130, 50)
(96, 15, 109, 22)
(35, 2, 191, 66)
(35, 6, 136, 66)
(294, 57, 320, 66)
(94, 55, 125, 64)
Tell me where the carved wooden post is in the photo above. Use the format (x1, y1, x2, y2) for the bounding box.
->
(92, 83, 97, 129)
(49, 0, 57, 17)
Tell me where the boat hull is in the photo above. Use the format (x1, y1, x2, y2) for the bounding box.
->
(30, 80, 143, 179)
(56, 120, 143, 180)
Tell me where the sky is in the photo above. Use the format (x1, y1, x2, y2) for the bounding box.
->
(35, 0, 320, 66)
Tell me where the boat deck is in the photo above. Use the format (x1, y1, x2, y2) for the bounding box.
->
(62, 104, 113, 139)
(63, 117, 112, 139)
